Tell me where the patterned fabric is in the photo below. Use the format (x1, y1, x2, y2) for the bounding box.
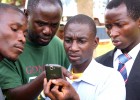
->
(118, 54, 131, 83)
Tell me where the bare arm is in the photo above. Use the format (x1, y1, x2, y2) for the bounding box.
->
(4, 67, 72, 100)
(4, 71, 46, 100)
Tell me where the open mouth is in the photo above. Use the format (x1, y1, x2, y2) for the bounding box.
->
(69, 55, 80, 61)
(41, 38, 50, 42)
(112, 39, 122, 46)
(39, 37, 51, 43)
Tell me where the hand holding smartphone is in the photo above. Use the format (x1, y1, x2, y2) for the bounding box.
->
(45, 64, 63, 91)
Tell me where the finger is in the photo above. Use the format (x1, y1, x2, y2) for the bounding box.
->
(43, 78, 47, 93)
(45, 91, 56, 100)
(44, 79, 56, 100)
(62, 67, 73, 79)
(51, 79, 69, 87)
(43, 79, 51, 96)
(51, 85, 62, 98)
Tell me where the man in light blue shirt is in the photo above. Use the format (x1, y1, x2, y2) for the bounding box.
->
(44, 14, 126, 100)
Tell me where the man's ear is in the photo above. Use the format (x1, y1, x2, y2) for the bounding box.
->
(94, 37, 99, 48)
(139, 19, 140, 28)
(24, 9, 28, 17)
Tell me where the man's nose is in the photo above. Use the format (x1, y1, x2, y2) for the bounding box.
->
(43, 26, 52, 35)
(18, 31, 26, 44)
(109, 27, 119, 38)
(70, 41, 79, 52)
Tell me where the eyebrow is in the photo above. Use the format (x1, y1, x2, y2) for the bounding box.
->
(36, 19, 59, 23)
(11, 22, 23, 27)
(10, 22, 27, 29)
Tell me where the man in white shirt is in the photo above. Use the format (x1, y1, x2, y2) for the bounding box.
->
(44, 14, 126, 100)
(96, 0, 140, 100)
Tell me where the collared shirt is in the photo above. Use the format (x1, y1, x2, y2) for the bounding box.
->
(114, 43, 140, 77)
(67, 59, 126, 100)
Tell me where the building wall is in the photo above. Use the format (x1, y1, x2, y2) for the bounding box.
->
(77, 0, 93, 18)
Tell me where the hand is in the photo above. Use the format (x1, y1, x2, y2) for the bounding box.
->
(61, 67, 79, 80)
(61, 67, 73, 80)
(43, 78, 80, 100)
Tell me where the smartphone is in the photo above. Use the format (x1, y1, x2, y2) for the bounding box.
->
(45, 64, 63, 80)
(45, 64, 63, 90)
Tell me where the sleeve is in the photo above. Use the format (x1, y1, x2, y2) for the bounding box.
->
(96, 69, 126, 100)
(0, 59, 22, 90)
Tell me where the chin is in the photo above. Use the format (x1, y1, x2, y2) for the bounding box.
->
(70, 61, 81, 66)
(6, 55, 18, 62)
(38, 43, 49, 46)
(39, 41, 51, 46)
(116, 45, 127, 50)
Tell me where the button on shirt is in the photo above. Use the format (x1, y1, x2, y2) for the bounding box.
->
(67, 59, 126, 100)
(114, 43, 140, 77)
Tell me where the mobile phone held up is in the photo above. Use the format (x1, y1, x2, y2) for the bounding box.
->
(45, 64, 63, 91)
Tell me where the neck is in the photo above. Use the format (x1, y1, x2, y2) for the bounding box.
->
(72, 58, 92, 73)
(0, 55, 3, 61)
(122, 40, 140, 53)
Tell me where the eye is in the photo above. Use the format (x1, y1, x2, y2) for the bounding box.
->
(64, 38, 72, 43)
(36, 22, 46, 27)
(51, 23, 59, 28)
(78, 39, 86, 44)
(115, 23, 123, 28)
(105, 24, 112, 30)
(11, 26, 18, 32)
(23, 30, 28, 37)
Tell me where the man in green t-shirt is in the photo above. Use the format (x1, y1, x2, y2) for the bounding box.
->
(0, 0, 70, 100)
(0, 3, 27, 100)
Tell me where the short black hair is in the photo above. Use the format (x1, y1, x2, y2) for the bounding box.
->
(27, 0, 63, 13)
(64, 14, 97, 36)
(0, 3, 24, 15)
(106, 0, 140, 20)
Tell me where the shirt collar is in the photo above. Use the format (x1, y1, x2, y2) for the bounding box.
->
(68, 59, 99, 86)
(114, 49, 123, 61)
(114, 43, 140, 61)
(129, 43, 140, 61)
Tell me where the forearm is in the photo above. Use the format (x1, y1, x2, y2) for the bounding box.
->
(5, 71, 45, 100)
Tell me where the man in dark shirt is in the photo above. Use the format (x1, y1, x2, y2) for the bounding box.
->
(96, 0, 140, 100)
(0, 3, 27, 100)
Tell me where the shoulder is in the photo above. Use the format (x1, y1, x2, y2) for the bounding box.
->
(87, 60, 124, 84)
(89, 59, 119, 77)
(96, 50, 113, 61)
(50, 36, 63, 45)
(95, 61, 125, 99)
(0, 58, 15, 68)
(95, 49, 115, 66)
(47, 36, 63, 48)
(95, 61, 123, 82)
(94, 60, 116, 74)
